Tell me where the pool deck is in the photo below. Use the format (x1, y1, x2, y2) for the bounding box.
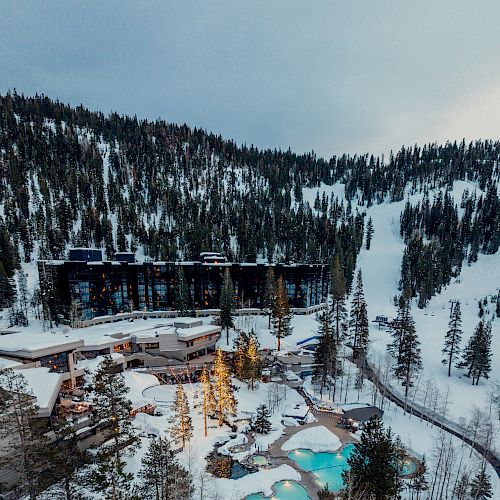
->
(265, 407, 357, 498)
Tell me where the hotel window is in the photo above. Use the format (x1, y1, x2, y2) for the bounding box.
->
(38, 352, 69, 373)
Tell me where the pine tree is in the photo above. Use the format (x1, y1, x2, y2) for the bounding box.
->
(200, 366, 216, 437)
(87, 356, 136, 499)
(471, 321, 492, 385)
(330, 255, 348, 343)
(0, 261, 16, 310)
(233, 330, 249, 381)
(388, 295, 409, 363)
(409, 455, 429, 499)
(313, 303, 337, 398)
(459, 320, 483, 377)
(137, 437, 193, 500)
(460, 320, 493, 385)
(46, 408, 88, 500)
(389, 297, 422, 403)
(219, 268, 235, 345)
(116, 225, 127, 252)
(212, 348, 237, 426)
(246, 332, 261, 390)
(349, 269, 369, 355)
(0, 368, 49, 499)
(271, 276, 293, 351)
(174, 267, 190, 316)
(252, 404, 272, 434)
(365, 217, 374, 250)
(342, 416, 403, 499)
(17, 270, 29, 325)
(169, 383, 193, 449)
(469, 467, 493, 499)
(442, 301, 462, 377)
(263, 266, 276, 328)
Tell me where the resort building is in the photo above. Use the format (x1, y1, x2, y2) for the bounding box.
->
(38, 249, 329, 320)
(0, 318, 221, 393)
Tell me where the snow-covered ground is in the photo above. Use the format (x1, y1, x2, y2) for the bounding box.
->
(215, 179, 500, 495)
(304, 357, 500, 498)
(356, 180, 499, 425)
(303, 182, 500, 420)
(124, 379, 312, 499)
(3, 177, 499, 497)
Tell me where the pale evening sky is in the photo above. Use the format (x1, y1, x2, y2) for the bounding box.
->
(1, 0, 500, 158)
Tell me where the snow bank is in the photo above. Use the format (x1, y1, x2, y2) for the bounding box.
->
(281, 425, 342, 452)
(122, 371, 160, 409)
(214, 464, 301, 499)
(218, 433, 248, 456)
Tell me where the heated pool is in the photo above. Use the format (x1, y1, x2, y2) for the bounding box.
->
(288, 443, 418, 491)
(246, 480, 310, 500)
(250, 455, 268, 466)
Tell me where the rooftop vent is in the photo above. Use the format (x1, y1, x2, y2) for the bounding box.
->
(68, 248, 103, 262)
(114, 252, 136, 263)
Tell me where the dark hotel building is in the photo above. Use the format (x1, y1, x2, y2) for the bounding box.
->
(38, 249, 329, 320)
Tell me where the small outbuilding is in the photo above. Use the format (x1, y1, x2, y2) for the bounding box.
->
(340, 405, 384, 429)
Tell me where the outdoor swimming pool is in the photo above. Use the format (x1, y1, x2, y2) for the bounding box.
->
(288, 443, 418, 491)
(246, 480, 310, 500)
(250, 455, 268, 466)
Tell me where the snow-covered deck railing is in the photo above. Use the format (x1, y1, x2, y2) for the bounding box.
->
(81, 304, 327, 327)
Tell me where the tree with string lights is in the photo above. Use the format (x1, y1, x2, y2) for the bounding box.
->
(246, 331, 261, 390)
(212, 348, 237, 426)
(169, 382, 193, 449)
(200, 366, 216, 437)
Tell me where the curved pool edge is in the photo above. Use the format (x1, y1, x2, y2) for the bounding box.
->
(287, 444, 421, 492)
(245, 479, 311, 500)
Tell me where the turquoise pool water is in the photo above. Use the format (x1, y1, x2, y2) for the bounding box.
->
(250, 455, 268, 466)
(246, 480, 310, 500)
(288, 444, 418, 491)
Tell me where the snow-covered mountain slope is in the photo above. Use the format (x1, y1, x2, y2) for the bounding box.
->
(356, 181, 499, 421)
(227, 179, 499, 461)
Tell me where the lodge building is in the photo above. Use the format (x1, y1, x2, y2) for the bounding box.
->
(38, 249, 329, 320)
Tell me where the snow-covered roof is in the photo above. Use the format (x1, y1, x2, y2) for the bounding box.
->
(174, 317, 203, 328)
(0, 332, 84, 358)
(281, 425, 342, 452)
(76, 353, 125, 375)
(0, 356, 22, 369)
(176, 324, 221, 340)
(14, 367, 63, 416)
(338, 402, 373, 412)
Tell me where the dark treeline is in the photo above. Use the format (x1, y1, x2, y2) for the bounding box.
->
(1, 91, 500, 310)
(0, 91, 367, 309)
(399, 186, 500, 307)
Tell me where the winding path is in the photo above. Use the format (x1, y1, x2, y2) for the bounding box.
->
(353, 356, 500, 478)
